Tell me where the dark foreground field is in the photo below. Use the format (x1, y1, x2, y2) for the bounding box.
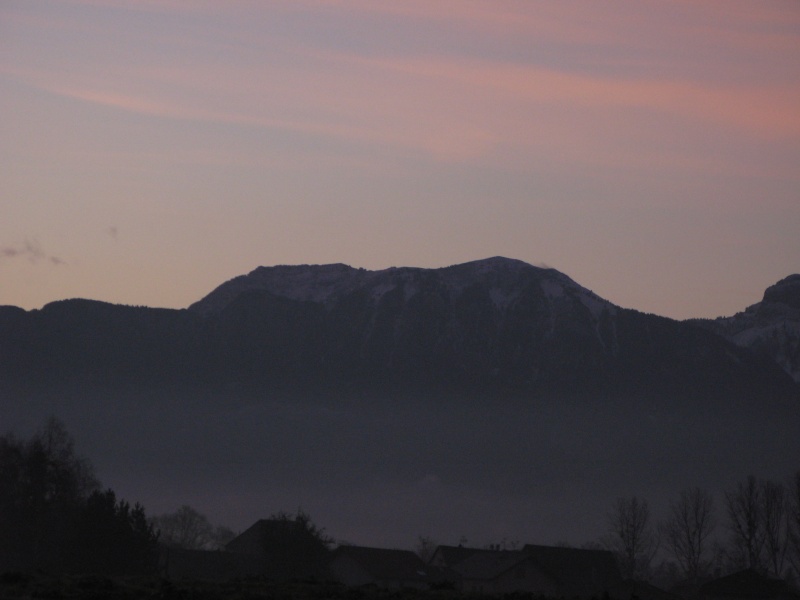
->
(0, 574, 577, 600)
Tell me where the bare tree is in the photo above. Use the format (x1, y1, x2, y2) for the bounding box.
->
(414, 535, 438, 563)
(660, 487, 716, 584)
(210, 525, 236, 550)
(604, 496, 659, 580)
(762, 479, 789, 578)
(789, 472, 800, 584)
(725, 475, 765, 570)
(151, 505, 213, 550)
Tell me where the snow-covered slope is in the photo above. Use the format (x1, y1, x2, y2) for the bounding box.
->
(692, 274, 800, 383)
(2, 258, 796, 402)
(189, 257, 615, 319)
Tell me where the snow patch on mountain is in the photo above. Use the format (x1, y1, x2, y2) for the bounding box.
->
(541, 274, 615, 320)
(246, 263, 362, 304)
(577, 289, 613, 320)
(540, 279, 565, 299)
(189, 257, 621, 342)
(489, 288, 520, 310)
(369, 282, 397, 302)
(691, 273, 800, 383)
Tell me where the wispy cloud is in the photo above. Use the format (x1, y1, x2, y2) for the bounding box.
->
(1, 240, 66, 266)
(3, 0, 798, 168)
(7, 44, 797, 172)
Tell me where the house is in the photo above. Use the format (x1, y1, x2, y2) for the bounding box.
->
(225, 517, 331, 580)
(698, 569, 799, 600)
(608, 579, 681, 600)
(328, 545, 443, 590)
(429, 544, 485, 569)
(226, 518, 295, 555)
(450, 549, 559, 595)
(522, 544, 622, 598)
(429, 543, 622, 598)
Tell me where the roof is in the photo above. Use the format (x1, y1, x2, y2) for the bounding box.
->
(331, 545, 435, 583)
(431, 545, 487, 567)
(225, 518, 332, 580)
(227, 519, 300, 554)
(226, 517, 329, 554)
(699, 569, 793, 598)
(450, 550, 532, 581)
(522, 544, 621, 588)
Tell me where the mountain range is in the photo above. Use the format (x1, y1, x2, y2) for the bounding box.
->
(1, 257, 797, 402)
(1, 257, 798, 547)
(691, 273, 800, 384)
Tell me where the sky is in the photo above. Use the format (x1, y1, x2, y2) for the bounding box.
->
(1, 1, 799, 320)
(2, 0, 800, 551)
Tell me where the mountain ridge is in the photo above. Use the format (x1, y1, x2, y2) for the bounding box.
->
(1, 257, 796, 403)
(188, 257, 581, 315)
(2, 257, 798, 550)
(691, 273, 800, 383)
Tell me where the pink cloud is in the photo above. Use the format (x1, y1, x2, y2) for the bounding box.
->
(3, 0, 798, 168)
(7, 46, 797, 172)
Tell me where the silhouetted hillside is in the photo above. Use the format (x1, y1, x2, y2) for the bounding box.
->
(2, 258, 798, 550)
(0, 258, 796, 404)
(691, 273, 800, 384)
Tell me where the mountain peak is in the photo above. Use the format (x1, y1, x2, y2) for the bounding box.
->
(453, 256, 533, 271)
(3, 259, 798, 404)
(693, 273, 800, 383)
(188, 258, 601, 318)
(189, 263, 365, 315)
(763, 274, 800, 310)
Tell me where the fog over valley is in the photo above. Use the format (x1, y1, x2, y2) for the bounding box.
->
(2, 259, 798, 550)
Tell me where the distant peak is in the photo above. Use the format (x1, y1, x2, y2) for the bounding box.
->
(763, 274, 800, 310)
(455, 257, 534, 270)
(250, 262, 356, 275)
(189, 257, 585, 316)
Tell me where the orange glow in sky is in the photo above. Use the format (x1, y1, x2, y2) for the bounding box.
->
(1, 0, 799, 319)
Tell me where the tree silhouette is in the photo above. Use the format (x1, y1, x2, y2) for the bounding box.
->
(259, 510, 333, 580)
(72, 489, 159, 575)
(151, 504, 234, 550)
(152, 505, 213, 549)
(789, 472, 800, 582)
(660, 487, 716, 584)
(414, 535, 439, 563)
(0, 418, 98, 571)
(725, 475, 766, 571)
(0, 418, 157, 575)
(603, 496, 658, 580)
(761, 479, 790, 577)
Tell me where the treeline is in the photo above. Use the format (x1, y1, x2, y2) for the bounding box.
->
(0, 419, 330, 579)
(597, 476, 800, 589)
(3, 418, 800, 592)
(0, 418, 158, 575)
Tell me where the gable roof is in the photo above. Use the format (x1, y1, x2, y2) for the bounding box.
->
(225, 518, 332, 580)
(520, 544, 622, 597)
(331, 545, 435, 583)
(226, 518, 328, 554)
(228, 519, 304, 555)
(430, 545, 485, 567)
(450, 550, 533, 581)
(522, 544, 621, 586)
(699, 569, 793, 598)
